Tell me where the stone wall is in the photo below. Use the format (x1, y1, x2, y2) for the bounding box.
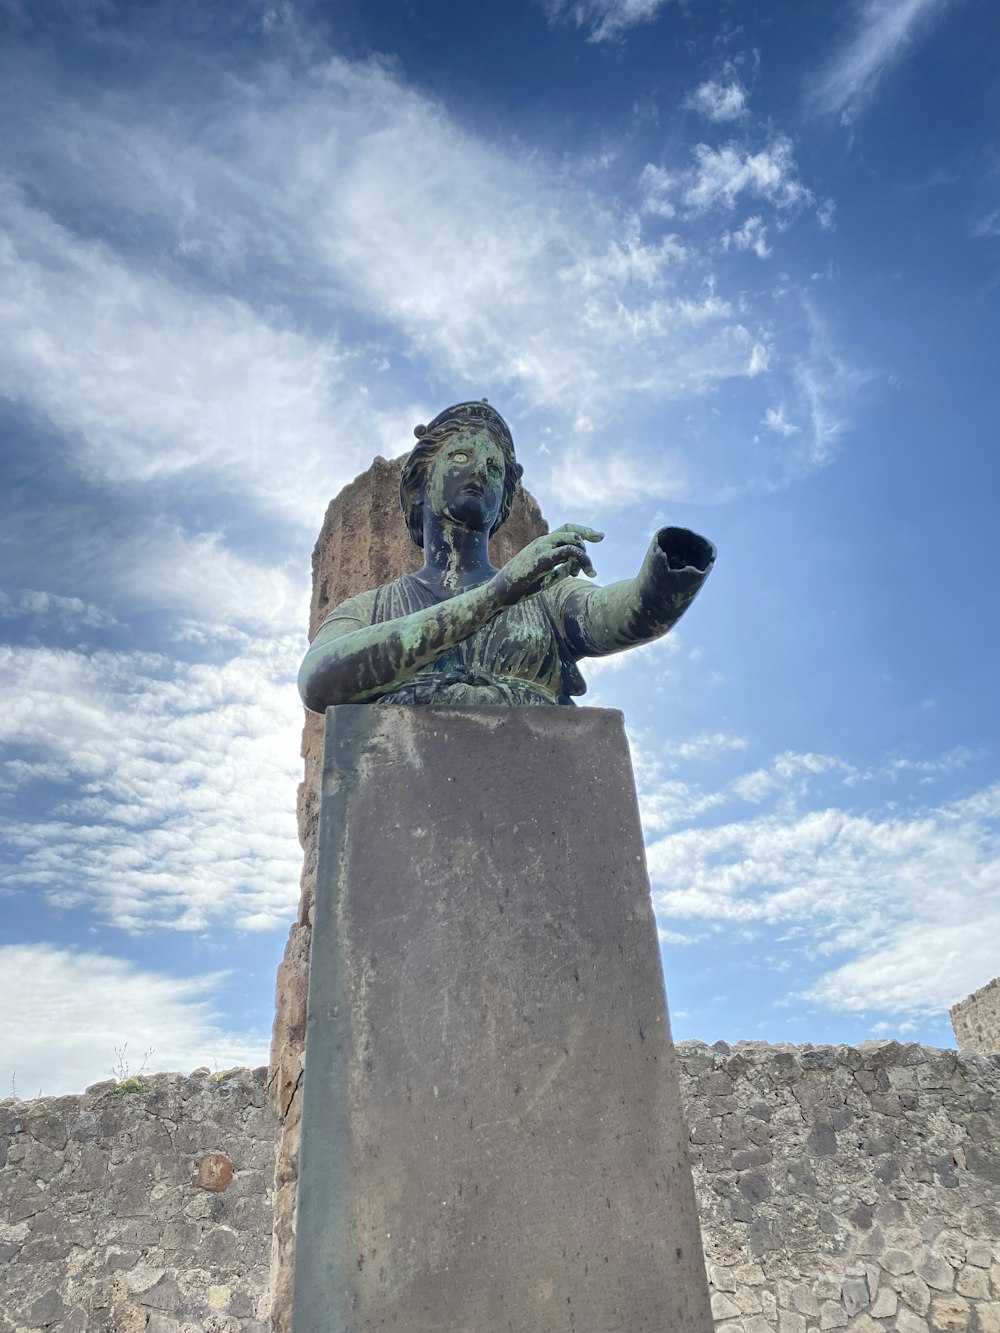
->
(0, 1067, 274, 1333)
(3, 1044, 998, 1333)
(952, 980, 1000, 1056)
(681, 1040, 1000, 1333)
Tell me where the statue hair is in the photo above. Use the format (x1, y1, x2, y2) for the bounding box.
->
(400, 400, 524, 549)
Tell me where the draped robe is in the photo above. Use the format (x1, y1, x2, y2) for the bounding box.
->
(305, 528, 715, 708)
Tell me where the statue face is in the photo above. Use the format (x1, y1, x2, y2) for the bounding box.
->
(425, 428, 506, 532)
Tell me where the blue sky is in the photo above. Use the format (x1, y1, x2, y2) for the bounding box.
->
(1, 0, 998, 1096)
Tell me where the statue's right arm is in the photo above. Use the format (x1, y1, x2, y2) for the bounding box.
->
(297, 583, 509, 711)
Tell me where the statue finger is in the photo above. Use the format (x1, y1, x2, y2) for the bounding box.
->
(559, 523, 604, 543)
(537, 565, 573, 591)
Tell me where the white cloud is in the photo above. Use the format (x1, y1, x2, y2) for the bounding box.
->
(0, 54, 846, 507)
(0, 589, 117, 630)
(781, 300, 870, 475)
(729, 751, 852, 804)
(811, 0, 955, 122)
(101, 525, 308, 632)
(0, 183, 390, 529)
(626, 729, 745, 834)
(722, 215, 771, 259)
(761, 406, 801, 437)
(683, 138, 814, 215)
(640, 137, 815, 224)
(686, 79, 749, 124)
(541, 0, 675, 42)
(0, 638, 303, 932)
(645, 756, 1000, 1018)
(0, 945, 269, 1098)
(669, 731, 750, 763)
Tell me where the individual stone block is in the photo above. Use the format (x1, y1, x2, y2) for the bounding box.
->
(897, 1310, 930, 1333)
(918, 1250, 957, 1292)
(870, 1288, 898, 1318)
(713, 1292, 743, 1319)
(929, 1296, 970, 1332)
(955, 1265, 990, 1299)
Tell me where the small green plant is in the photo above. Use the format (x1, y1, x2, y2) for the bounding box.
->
(111, 1043, 154, 1096)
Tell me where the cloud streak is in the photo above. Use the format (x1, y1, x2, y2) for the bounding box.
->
(811, 0, 955, 122)
(540, 0, 676, 42)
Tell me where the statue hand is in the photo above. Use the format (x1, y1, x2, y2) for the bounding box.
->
(491, 524, 604, 607)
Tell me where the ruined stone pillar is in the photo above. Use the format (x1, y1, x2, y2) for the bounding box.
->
(268, 457, 547, 1331)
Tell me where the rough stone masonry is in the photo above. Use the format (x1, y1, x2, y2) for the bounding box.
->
(2, 1041, 999, 1333)
(952, 980, 1000, 1057)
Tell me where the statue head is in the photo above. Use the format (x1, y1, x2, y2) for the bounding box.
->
(400, 400, 524, 548)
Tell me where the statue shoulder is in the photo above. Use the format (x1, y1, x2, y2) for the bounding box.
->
(315, 586, 379, 636)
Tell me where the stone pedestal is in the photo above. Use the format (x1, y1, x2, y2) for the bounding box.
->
(291, 705, 712, 1333)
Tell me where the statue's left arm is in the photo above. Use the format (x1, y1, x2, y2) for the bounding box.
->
(554, 527, 716, 658)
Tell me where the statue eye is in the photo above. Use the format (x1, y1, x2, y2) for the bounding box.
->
(487, 460, 502, 475)
(452, 451, 469, 463)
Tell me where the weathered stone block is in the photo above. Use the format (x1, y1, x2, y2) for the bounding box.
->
(886, 1249, 918, 1275)
(819, 1300, 848, 1329)
(841, 1276, 871, 1316)
(897, 1310, 930, 1333)
(930, 1295, 970, 1331)
(896, 1274, 933, 1315)
(870, 1288, 898, 1318)
(790, 1284, 821, 1317)
(920, 1249, 958, 1292)
(714, 1292, 743, 1319)
(956, 1266, 991, 1299)
(292, 705, 711, 1333)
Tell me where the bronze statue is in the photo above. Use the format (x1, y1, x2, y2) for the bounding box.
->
(299, 401, 715, 710)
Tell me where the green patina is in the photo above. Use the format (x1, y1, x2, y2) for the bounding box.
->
(299, 400, 716, 711)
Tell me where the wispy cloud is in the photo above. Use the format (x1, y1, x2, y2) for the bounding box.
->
(641, 740, 1000, 1018)
(683, 139, 814, 215)
(0, 945, 269, 1098)
(0, 589, 117, 631)
(540, 0, 676, 42)
(810, 0, 956, 123)
(761, 405, 801, 437)
(0, 183, 388, 529)
(685, 78, 749, 124)
(722, 215, 771, 259)
(0, 638, 303, 933)
(0, 43, 854, 515)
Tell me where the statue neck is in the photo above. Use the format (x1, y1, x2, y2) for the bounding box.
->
(419, 516, 496, 591)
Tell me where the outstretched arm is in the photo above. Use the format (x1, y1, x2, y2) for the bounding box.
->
(557, 527, 716, 659)
(298, 525, 603, 710)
